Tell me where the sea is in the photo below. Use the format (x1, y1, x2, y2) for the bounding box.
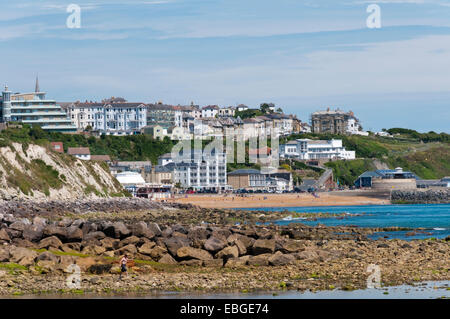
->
(242, 204, 450, 240)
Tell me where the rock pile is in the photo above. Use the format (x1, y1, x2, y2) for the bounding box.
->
(391, 189, 450, 204)
(0, 212, 357, 272)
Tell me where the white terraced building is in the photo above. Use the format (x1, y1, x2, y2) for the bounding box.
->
(280, 139, 355, 160)
(67, 100, 147, 135)
(0, 79, 77, 132)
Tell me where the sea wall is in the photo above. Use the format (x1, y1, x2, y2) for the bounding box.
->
(391, 189, 450, 204)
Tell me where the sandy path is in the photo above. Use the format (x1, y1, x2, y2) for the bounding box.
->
(170, 192, 389, 209)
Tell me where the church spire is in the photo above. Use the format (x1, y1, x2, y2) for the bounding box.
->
(35, 75, 40, 93)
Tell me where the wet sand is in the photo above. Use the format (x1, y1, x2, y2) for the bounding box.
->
(170, 192, 390, 209)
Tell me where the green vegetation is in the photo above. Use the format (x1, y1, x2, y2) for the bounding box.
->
(324, 159, 377, 186)
(0, 125, 177, 164)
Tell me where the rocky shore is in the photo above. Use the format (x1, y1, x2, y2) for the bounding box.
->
(391, 189, 450, 204)
(0, 198, 448, 296)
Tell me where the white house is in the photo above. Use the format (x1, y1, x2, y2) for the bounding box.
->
(201, 105, 219, 118)
(67, 147, 91, 160)
(280, 139, 355, 160)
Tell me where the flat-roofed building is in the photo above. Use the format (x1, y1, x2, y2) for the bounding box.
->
(280, 139, 355, 160)
(1, 79, 77, 132)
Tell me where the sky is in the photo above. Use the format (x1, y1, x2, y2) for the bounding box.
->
(1, 0, 449, 132)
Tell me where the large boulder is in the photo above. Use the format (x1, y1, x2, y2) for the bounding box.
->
(66, 226, 83, 242)
(138, 242, 156, 255)
(159, 253, 177, 265)
(177, 247, 213, 261)
(9, 247, 38, 266)
(131, 222, 155, 239)
(85, 231, 106, 241)
(278, 240, 305, 254)
(227, 234, 247, 255)
(268, 251, 296, 266)
(82, 245, 106, 256)
(216, 245, 239, 260)
(256, 229, 272, 239)
(147, 222, 162, 237)
(22, 225, 44, 242)
(0, 228, 10, 242)
(100, 237, 118, 251)
(36, 251, 60, 263)
(225, 256, 250, 268)
(118, 236, 140, 248)
(188, 226, 210, 241)
(0, 248, 10, 262)
(104, 222, 130, 239)
(204, 236, 227, 253)
(75, 257, 98, 272)
(43, 225, 68, 242)
(148, 246, 167, 260)
(164, 236, 191, 256)
(252, 239, 275, 255)
(32, 216, 47, 227)
(9, 221, 27, 232)
(117, 244, 137, 256)
(37, 236, 63, 250)
(295, 250, 319, 261)
(71, 219, 85, 229)
(172, 224, 188, 234)
(36, 260, 58, 273)
(247, 254, 271, 266)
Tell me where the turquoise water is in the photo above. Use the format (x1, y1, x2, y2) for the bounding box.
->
(243, 204, 450, 240)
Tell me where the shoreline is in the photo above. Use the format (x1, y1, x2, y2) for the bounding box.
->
(0, 198, 448, 297)
(170, 192, 391, 209)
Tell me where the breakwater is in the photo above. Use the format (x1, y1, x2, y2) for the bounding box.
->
(391, 189, 450, 204)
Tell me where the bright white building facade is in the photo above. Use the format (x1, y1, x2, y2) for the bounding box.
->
(68, 102, 147, 135)
(280, 139, 355, 160)
(172, 149, 227, 191)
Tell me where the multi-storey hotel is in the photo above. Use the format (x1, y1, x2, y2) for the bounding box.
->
(171, 149, 228, 191)
(0, 79, 77, 132)
(66, 99, 147, 135)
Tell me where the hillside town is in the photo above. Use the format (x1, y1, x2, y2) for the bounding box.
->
(0, 80, 448, 200)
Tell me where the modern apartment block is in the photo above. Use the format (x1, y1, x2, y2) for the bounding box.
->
(0, 79, 77, 132)
(311, 108, 362, 135)
(67, 99, 147, 135)
(171, 149, 227, 191)
(280, 139, 355, 160)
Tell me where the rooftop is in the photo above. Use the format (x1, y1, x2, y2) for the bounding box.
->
(67, 147, 90, 155)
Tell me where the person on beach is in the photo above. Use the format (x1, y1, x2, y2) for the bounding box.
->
(119, 254, 129, 280)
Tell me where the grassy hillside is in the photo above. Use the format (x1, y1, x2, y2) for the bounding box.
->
(0, 125, 177, 164)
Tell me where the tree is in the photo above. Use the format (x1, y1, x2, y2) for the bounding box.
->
(276, 107, 283, 113)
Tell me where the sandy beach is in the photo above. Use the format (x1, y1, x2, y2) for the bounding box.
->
(170, 192, 390, 209)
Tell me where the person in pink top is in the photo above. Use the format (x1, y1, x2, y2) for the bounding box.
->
(119, 254, 128, 280)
